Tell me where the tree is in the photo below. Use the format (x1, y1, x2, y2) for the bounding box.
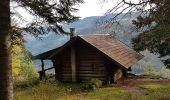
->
(131, 0, 170, 68)
(12, 0, 84, 35)
(11, 25, 37, 82)
(0, 0, 83, 99)
(0, 0, 13, 99)
(103, 0, 170, 67)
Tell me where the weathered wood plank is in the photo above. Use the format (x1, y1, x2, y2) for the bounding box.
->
(71, 46, 76, 82)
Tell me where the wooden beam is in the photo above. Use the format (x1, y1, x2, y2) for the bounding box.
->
(41, 60, 45, 71)
(44, 67, 55, 72)
(39, 59, 45, 80)
(71, 46, 76, 82)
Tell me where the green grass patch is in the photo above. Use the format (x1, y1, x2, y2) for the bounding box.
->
(140, 84, 163, 89)
(14, 81, 73, 100)
(140, 84, 170, 100)
(14, 81, 132, 100)
(86, 87, 132, 100)
(14, 81, 170, 100)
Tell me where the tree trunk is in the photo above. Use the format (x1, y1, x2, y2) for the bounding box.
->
(0, 0, 13, 100)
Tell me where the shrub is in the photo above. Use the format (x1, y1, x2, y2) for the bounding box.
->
(82, 78, 102, 91)
(144, 63, 155, 76)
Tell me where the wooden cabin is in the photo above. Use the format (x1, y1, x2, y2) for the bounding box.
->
(34, 29, 143, 84)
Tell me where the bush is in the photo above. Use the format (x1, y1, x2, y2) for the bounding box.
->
(82, 78, 102, 91)
(144, 63, 155, 76)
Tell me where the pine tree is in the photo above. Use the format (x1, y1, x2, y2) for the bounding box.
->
(104, 0, 170, 67)
(0, 0, 84, 99)
(131, 0, 170, 67)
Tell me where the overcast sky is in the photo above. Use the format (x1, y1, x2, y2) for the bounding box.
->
(74, 0, 118, 18)
(74, 0, 138, 18)
(15, 0, 138, 26)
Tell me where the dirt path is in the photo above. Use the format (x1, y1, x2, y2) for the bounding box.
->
(116, 76, 170, 95)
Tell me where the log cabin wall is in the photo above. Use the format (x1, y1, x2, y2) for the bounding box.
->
(58, 47, 72, 82)
(76, 41, 107, 82)
(53, 40, 125, 83)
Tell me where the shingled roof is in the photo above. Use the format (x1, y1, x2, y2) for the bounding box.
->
(79, 35, 143, 69)
(35, 34, 143, 69)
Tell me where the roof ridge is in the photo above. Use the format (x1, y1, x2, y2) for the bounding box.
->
(78, 34, 111, 36)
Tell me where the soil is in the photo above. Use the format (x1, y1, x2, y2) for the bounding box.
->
(116, 75, 170, 95)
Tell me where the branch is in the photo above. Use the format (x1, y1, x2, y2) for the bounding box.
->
(122, 0, 150, 6)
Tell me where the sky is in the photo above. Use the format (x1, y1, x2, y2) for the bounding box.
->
(14, 0, 138, 26)
(74, 0, 118, 18)
(74, 0, 137, 18)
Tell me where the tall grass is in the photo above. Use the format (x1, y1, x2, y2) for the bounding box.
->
(14, 80, 170, 100)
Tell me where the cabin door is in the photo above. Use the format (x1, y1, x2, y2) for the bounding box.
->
(105, 61, 116, 84)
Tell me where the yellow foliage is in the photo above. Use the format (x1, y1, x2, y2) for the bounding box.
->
(12, 44, 23, 78)
(12, 45, 23, 54)
(11, 23, 37, 82)
(12, 43, 38, 82)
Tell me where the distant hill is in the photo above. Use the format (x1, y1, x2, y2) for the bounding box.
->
(24, 13, 166, 74)
(25, 13, 140, 55)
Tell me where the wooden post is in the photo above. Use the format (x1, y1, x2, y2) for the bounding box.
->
(52, 59, 61, 81)
(40, 59, 45, 80)
(71, 46, 76, 82)
(52, 60, 57, 80)
(41, 60, 44, 71)
(70, 28, 76, 82)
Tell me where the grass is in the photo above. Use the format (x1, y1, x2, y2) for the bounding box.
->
(14, 80, 170, 100)
(140, 83, 170, 100)
(14, 81, 69, 100)
(86, 87, 131, 100)
(14, 81, 131, 100)
(140, 84, 163, 89)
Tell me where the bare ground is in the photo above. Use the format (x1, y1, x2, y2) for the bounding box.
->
(116, 76, 170, 95)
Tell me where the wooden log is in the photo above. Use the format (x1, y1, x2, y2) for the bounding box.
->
(71, 46, 76, 82)
(77, 74, 106, 77)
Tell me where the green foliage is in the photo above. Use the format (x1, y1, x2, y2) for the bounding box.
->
(132, 0, 170, 28)
(13, 0, 84, 35)
(131, 0, 170, 66)
(82, 78, 102, 91)
(132, 26, 170, 57)
(132, 27, 170, 67)
(145, 63, 155, 75)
